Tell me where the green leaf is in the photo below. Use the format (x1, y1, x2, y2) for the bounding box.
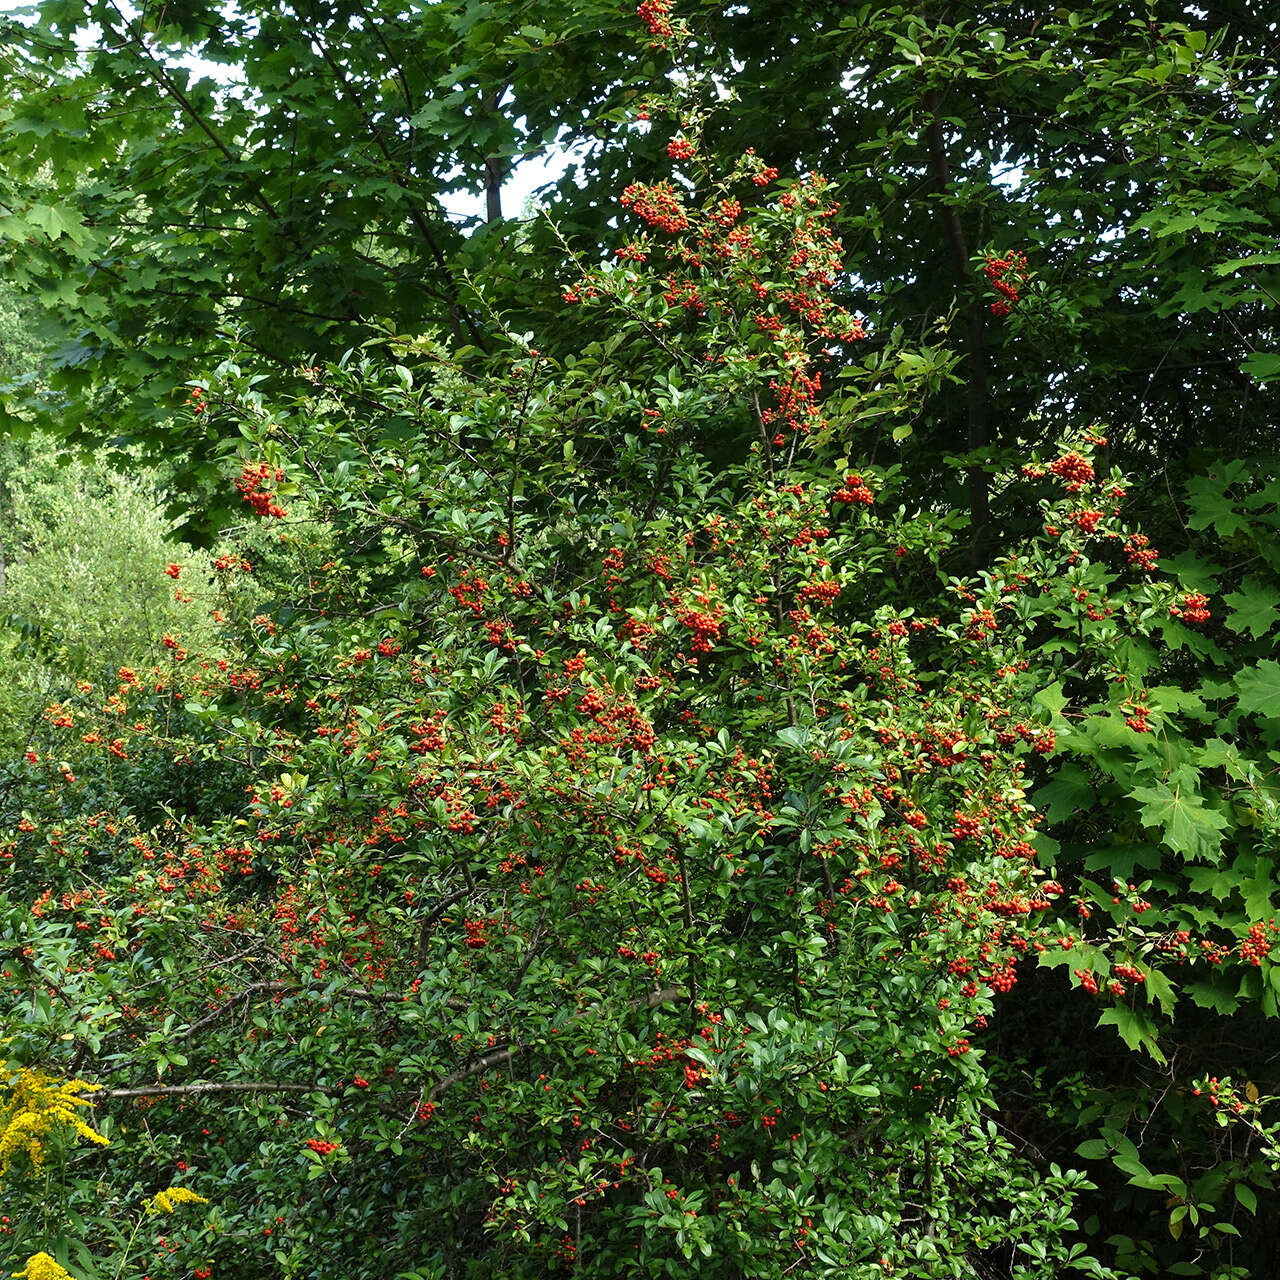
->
(1240, 856, 1276, 920)
(1186, 978, 1238, 1015)
(1142, 966, 1177, 1017)
(1033, 680, 1068, 719)
(1214, 252, 1280, 275)
(1236, 660, 1280, 719)
(24, 202, 90, 245)
(1147, 685, 1208, 717)
(1184, 475, 1249, 537)
(1033, 763, 1094, 825)
(1241, 352, 1280, 384)
(1222, 579, 1280, 639)
(1186, 865, 1239, 902)
(1075, 1139, 1110, 1159)
(1129, 781, 1229, 862)
(1096, 1005, 1165, 1062)
(1083, 845, 1162, 880)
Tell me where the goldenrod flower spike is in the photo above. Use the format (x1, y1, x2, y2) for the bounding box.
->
(13, 1252, 78, 1280)
(147, 1185, 209, 1214)
(0, 1067, 107, 1178)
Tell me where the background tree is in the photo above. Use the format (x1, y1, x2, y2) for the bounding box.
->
(2, 2, 1277, 543)
(0, 0, 646, 530)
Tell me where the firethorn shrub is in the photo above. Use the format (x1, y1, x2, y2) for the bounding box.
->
(2, 109, 1277, 1280)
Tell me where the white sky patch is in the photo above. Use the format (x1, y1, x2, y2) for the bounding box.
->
(439, 145, 576, 227)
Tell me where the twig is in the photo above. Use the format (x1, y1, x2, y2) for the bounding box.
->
(92, 1080, 330, 1102)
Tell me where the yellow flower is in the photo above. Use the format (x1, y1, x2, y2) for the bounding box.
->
(13, 1253, 77, 1280)
(0, 1064, 107, 1179)
(147, 1185, 209, 1214)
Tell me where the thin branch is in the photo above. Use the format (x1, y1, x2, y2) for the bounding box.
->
(415, 888, 471, 968)
(92, 1080, 330, 1102)
(429, 1046, 518, 1102)
(182, 981, 292, 1040)
(100, 3, 278, 221)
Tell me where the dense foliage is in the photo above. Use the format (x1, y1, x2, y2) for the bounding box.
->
(2, 3, 1280, 1280)
(2, 1, 1277, 537)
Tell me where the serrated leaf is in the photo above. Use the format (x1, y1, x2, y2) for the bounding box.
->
(1034, 680, 1069, 718)
(1147, 685, 1207, 717)
(1184, 475, 1249, 537)
(1240, 856, 1276, 920)
(1130, 781, 1229, 862)
(1083, 845, 1163, 879)
(1142, 966, 1177, 1017)
(25, 201, 90, 245)
(1214, 252, 1280, 275)
(1162, 553, 1221, 598)
(1096, 1005, 1165, 1062)
(1236, 660, 1280, 719)
(1033, 763, 1094, 825)
(1197, 736, 1243, 767)
(1186, 865, 1238, 901)
(1186, 978, 1238, 1015)
(1241, 352, 1280, 384)
(1222, 579, 1280, 638)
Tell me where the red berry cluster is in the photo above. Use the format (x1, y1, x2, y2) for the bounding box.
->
(666, 137, 696, 160)
(637, 0, 674, 40)
(1067, 507, 1104, 534)
(709, 197, 741, 226)
(236, 462, 288, 519)
(675, 604, 724, 653)
(1193, 1077, 1248, 1115)
(1169, 591, 1210, 625)
(743, 147, 779, 186)
(1122, 697, 1152, 734)
(1047, 451, 1095, 490)
(832, 473, 873, 505)
(620, 181, 689, 233)
(662, 275, 705, 313)
(1124, 533, 1160, 572)
(798, 578, 840, 608)
(1241, 920, 1277, 966)
(982, 250, 1028, 317)
(306, 1138, 339, 1155)
(983, 957, 1019, 994)
(963, 607, 997, 640)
